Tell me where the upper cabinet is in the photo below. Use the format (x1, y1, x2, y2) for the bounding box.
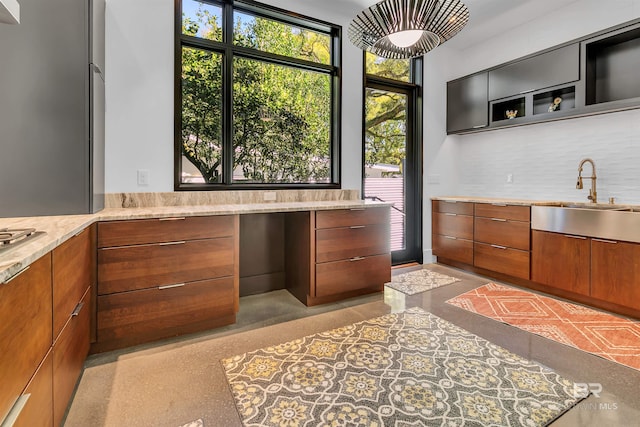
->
(447, 72, 488, 133)
(488, 44, 579, 101)
(447, 18, 640, 134)
(0, 0, 19, 24)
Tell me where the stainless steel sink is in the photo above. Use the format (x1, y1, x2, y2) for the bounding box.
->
(532, 205, 640, 243)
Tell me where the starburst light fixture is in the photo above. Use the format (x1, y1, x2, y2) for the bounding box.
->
(348, 0, 470, 59)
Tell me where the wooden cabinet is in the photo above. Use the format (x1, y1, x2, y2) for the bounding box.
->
(590, 239, 640, 309)
(286, 207, 391, 306)
(432, 200, 474, 264)
(447, 72, 488, 133)
(0, 254, 52, 424)
(13, 351, 54, 427)
(95, 215, 239, 352)
(532, 230, 590, 296)
(488, 44, 579, 101)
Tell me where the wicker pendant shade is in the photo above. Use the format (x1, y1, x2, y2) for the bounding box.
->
(348, 0, 470, 59)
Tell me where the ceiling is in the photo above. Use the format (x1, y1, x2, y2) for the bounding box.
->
(301, 0, 582, 50)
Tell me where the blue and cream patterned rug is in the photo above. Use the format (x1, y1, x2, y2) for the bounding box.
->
(385, 268, 461, 295)
(222, 307, 583, 426)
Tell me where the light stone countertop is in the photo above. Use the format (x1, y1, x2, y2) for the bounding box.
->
(431, 196, 565, 206)
(0, 199, 391, 283)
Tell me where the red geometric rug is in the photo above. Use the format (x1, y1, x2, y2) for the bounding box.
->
(447, 282, 640, 371)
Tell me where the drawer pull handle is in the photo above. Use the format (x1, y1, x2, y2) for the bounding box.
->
(564, 235, 587, 240)
(472, 124, 486, 129)
(491, 244, 507, 250)
(159, 241, 186, 246)
(2, 393, 31, 427)
(444, 213, 457, 216)
(490, 218, 507, 222)
(593, 238, 618, 244)
(350, 208, 365, 211)
(444, 200, 458, 204)
(2, 266, 30, 285)
(491, 203, 508, 207)
(73, 229, 84, 238)
(349, 256, 366, 262)
(443, 236, 457, 240)
(519, 88, 536, 94)
(159, 283, 186, 290)
(350, 225, 366, 229)
(71, 302, 85, 317)
(159, 217, 186, 221)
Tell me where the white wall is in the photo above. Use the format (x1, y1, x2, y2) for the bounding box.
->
(422, 0, 640, 262)
(104, 0, 364, 192)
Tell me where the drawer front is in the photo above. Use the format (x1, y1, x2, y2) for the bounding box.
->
(432, 234, 473, 265)
(13, 350, 53, 427)
(315, 207, 389, 229)
(97, 277, 236, 346)
(0, 254, 52, 423)
(315, 254, 390, 297)
(474, 203, 530, 222)
(98, 237, 234, 295)
(98, 215, 235, 248)
(432, 212, 473, 240)
(316, 223, 389, 263)
(52, 227, 93, 339)
(432, 200, 474, 215)
(474, 242, 530, 279)
(474, 217, 531, 250)
(53, 289, 90, 427)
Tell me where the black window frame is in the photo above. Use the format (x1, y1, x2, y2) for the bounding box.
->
(174, 0, 342, 190)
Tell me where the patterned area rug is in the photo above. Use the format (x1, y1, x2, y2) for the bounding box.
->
(447, 282, 640, 371)
(223, 307, 582, 426)
(385, 268, 460, 295)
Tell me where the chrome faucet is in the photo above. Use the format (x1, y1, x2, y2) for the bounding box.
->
(576, 158, 597, 203)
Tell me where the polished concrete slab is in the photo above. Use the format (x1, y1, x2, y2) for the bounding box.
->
(64, 264, 640, 427)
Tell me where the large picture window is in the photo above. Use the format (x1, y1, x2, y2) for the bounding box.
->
(176, 0, 341, 189)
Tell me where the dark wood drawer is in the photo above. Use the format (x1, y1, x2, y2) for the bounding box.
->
(96, 277, 236, 349)
(0, 254, 52, 423)
(98, 237, 234, 295)
(53, 289, 90, 427)
(432, 200, 474, 215)
(315, 254, 390, 297)
(474, 242, 530, 279)
(315, 207, 389, 229)
(432, 234, 473, 265)
(432, 212, 473, 240)
(316, 223, 389, 263)
(98, 215, 235, 248)
(474, 203, 530, 222)
(13, 350, 53, 427)
(52, 227, 93, 339)
(474, 217, 531, 250)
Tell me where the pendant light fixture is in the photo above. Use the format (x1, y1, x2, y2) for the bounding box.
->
(348, 0, 469, 59)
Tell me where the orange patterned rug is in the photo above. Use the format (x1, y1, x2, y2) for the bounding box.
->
(447, 283, 640, 371)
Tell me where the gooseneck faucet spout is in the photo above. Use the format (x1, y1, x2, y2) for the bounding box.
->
(577, 158, 597, 203)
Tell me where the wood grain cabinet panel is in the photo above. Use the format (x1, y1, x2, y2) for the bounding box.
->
(432, 235, 473, 265)
(53, 227, 93, 339)
(13, 350, 54, 427)
(591, 239, 640, 309)
(97, 277, 235, 349)
(432, 200, 474, 215)
(315, 254, 390, 297)
(474, 203, 530, 222)
(98, 237, 234, 295)
(97, 215, 235, 247)
(52, 289, 90, 427)
(316, 224, 389, 263)
(474, 242, 530, 279)
(474, 217, 530, 250)
(0, 254, 52, 423)
(315, 207, 389, 229)
(532, 230, 590, 295)
(432, 212, 474, 240)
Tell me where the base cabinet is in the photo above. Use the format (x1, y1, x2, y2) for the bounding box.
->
(532, 230, 590, 295)
(590, 239, 640, 309)
(13, 351, 54, 427)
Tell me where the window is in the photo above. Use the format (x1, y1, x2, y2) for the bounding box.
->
(176, 0, 341, 189)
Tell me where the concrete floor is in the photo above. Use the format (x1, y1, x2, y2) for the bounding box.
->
(64, 264, 640, 427)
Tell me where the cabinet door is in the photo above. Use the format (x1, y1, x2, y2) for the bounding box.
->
(14, 351, 54, 427)
(532, 231, 590, 295)
(591, 239, 640, 309)
(488, 44, 579, 100)
(447, 72, 488, 133)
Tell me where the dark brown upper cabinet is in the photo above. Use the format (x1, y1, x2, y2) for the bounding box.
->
(447, 72, 488, 133)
